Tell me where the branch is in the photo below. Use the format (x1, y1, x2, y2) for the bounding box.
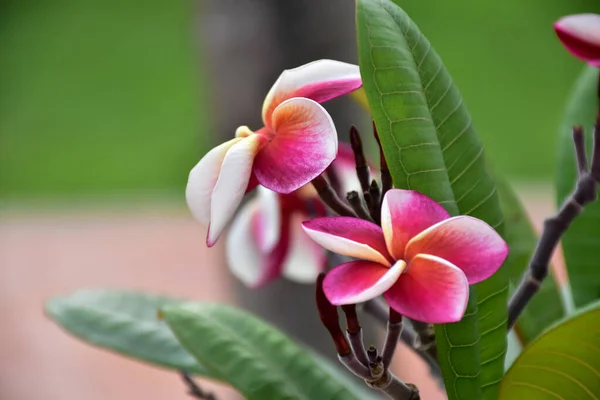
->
(362, 298, 442, 380)
(507, 123, 600, 329)
(180, 372, 217, 400)
(312, 174, 357, 217)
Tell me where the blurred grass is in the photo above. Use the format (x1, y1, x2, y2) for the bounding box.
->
(2, 1, 600, 202)
(398, 0, 600, 178)
(0, 1, 206, 200)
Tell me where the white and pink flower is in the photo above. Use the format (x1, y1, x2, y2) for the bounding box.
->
(226, 143, 373, 287)
(302, 189, 508, 324)
(555, 14, 600, 66)
(186, 60, 362, 246)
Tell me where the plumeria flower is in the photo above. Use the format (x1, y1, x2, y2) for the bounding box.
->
(227, 143, 373, 287)
(186, 60, 362, 246)
(555, 14, 600, 66)
(302, 189, 508, 323)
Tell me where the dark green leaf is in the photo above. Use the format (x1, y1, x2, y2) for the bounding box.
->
(499, 301, 600, 399)
(46, 289, 213, 378)
(162, 302, 371, 400)
(496, 176, 565, 344)
(356, 0, 506, 398)
(556, 65, 600, 308)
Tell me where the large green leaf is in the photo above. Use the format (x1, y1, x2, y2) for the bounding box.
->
(162, 302, 372, 400)
(556, 65, 600, 308)
(496, 176, 565, 344)
(356, 0, 507, 398)
(499, 301, 600, 399)
(46, 289, 214, 378)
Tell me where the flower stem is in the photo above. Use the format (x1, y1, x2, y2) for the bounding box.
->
(180, 371, 217, 400)
(508, 121, 600, 328)
(312, 175, 357, 218)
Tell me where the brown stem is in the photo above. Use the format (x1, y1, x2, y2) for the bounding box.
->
(350, 125, 371, 193)
(347, 191, 374, 221)
(508, 123, 600, 328)
(373, 121, 393, 202)
(180, 372, 217, 400)
(312, 175, 357, 218)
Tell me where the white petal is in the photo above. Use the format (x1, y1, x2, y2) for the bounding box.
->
(255, 186, 281, 253)
(226, 198, 263, 286)
(207, 135, 265, 246)
(262, 59, 361, 125)
(281, 213, 326, 283)
(186, 138, 242, 225)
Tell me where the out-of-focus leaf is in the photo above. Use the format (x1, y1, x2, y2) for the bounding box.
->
(356, 1, 506, 398)
(556, 65, 600, 308)
(499, 300, 600, 399)
(46, 290, 214, 378)
(162, 302, 372, 400)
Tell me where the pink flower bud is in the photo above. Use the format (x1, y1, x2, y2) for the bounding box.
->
(555, 14, 600, 66)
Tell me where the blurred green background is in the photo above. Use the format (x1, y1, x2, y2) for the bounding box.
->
(1, 0, 599, 202)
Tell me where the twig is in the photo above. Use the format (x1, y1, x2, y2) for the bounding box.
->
(347, 191, 374, 222)
(316, 275, 420, 399)
(381, 309, 402, 369)
(369, 179, 382, 223)
(350, 125, 371, 194)
(508, 122, 600, 328)
(312, 175, 357, 218)
(373, 122, 393, 202)
(362, 298, 442, 379)
(180, 372, 217, 400)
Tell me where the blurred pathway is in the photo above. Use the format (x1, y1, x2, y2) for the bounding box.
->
(0, 185, 564, 400)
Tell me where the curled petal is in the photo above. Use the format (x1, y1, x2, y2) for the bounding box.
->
(555, 14, 600, 66)
(302, 217, 393, 266)
(207, 134, 267, 246)
(226, 198, 287, 287)
(281, 213, 326, 283)
(262, 59, 362, 126)
(381, 189, 450, 259)
(324, 260, 406, 305)
(186, 138, 243, 225)
(254, 98, 338, 194)
(252, 186, 281, 253)
(405, 216, 508, 284)
(384, 254, 469, 324)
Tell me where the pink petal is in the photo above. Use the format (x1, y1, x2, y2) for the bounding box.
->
(324, 260, 406, 305)
(262, 60, 362, 126)
(281, 213, 326, 283)
(253, 97, 338, 194)
(226, 197, 288, 287)
(555, 14, 600, 66)
(381, 189, 450, 260)
(251, 186, 281, 253)
(384, 254, 469, 324)
(302, 217, 393, 266)
(186, 138, 243, 225)
(207, 134, 267, 246)
(405, 216, 508, 284)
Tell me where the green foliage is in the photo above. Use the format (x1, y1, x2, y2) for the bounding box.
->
(496, 176, 565, 344)
(556, 66, 600, 308)
(500, 301, 600, 399)
(0, 1, 204, 199)
(46, 290, 214, 378)
(395, 0, 600, 178)
(162, 302, 372, 400)
(356, 1, 507, 398)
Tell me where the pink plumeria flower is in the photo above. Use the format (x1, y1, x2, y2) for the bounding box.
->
(555, 14, 600, 66)
(226, 143, 372, 287)
(186, 60, 362, 246)
(302, 189, 509, 324)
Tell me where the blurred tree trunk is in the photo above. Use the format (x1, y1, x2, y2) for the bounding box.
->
(197, 0, 370, 358)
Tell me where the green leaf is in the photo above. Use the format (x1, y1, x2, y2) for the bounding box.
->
(45, 289, 214, 378)
(495, 176, 565, 344)
(556, 65, 600, 308)
(356, 1, 507, 399)
(499, 301, 600, 399)
(162, 302, 371, 400)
